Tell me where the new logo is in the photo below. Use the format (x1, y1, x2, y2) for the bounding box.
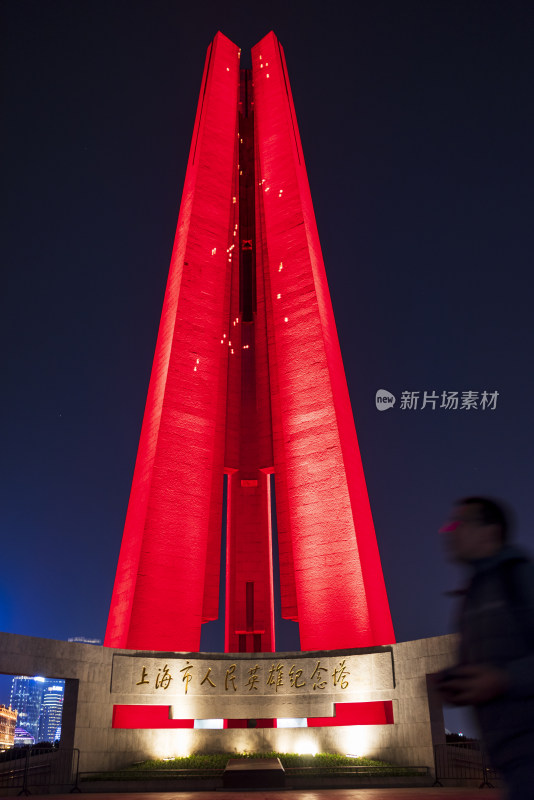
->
(375, 389, 396, 411)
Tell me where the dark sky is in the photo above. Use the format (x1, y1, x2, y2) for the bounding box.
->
(1, 1, 533, 735)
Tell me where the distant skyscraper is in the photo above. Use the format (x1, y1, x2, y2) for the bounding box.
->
(38, 684, 64, 743)
(10, 676, 45, 742)
(67, 636, 102, 645)
(10, 676, 65, 744)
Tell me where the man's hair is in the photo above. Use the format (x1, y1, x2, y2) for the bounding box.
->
(458, 496, 512, 543)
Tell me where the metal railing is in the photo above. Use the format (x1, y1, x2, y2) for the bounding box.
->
(433, 742, 498, 787)
(0, 746, 81, 795)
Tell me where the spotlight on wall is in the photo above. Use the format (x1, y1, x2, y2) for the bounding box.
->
(294, 738, 318, 756)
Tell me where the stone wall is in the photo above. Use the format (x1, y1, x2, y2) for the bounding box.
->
(0, 631, 457, 772)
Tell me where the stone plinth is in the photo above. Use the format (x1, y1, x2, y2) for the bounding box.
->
(0, 631, 457, 773)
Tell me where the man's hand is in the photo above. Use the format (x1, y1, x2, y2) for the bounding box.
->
(435, 664, 509, 705)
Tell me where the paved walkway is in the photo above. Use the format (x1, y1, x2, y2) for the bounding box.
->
(15, 790, 503, 799)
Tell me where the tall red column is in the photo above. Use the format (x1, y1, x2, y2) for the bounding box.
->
(105, 32, 395, 654)
(104, 33, 239, 652)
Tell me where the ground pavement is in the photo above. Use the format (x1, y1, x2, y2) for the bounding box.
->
(6, 789, 503, 800)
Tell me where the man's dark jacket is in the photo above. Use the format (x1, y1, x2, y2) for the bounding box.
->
(458, 545, 534, 768)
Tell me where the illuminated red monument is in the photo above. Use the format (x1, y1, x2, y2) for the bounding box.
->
(105, 32, 394, 655)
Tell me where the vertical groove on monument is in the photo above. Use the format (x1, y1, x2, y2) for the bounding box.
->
(224, 68, 276, 654)
(105, 31, 394, 655)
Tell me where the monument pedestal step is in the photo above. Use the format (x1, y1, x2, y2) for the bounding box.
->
(222, 757, 285, 789)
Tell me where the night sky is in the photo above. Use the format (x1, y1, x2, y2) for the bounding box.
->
(2, 1, 533, 736)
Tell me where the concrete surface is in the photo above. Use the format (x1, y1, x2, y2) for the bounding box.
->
(8, 789, 502, 799)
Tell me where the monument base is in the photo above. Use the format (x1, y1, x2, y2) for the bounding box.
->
(0, 631, 457, 774)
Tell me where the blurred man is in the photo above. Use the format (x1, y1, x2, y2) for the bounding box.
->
(438, 497, 534, 799)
